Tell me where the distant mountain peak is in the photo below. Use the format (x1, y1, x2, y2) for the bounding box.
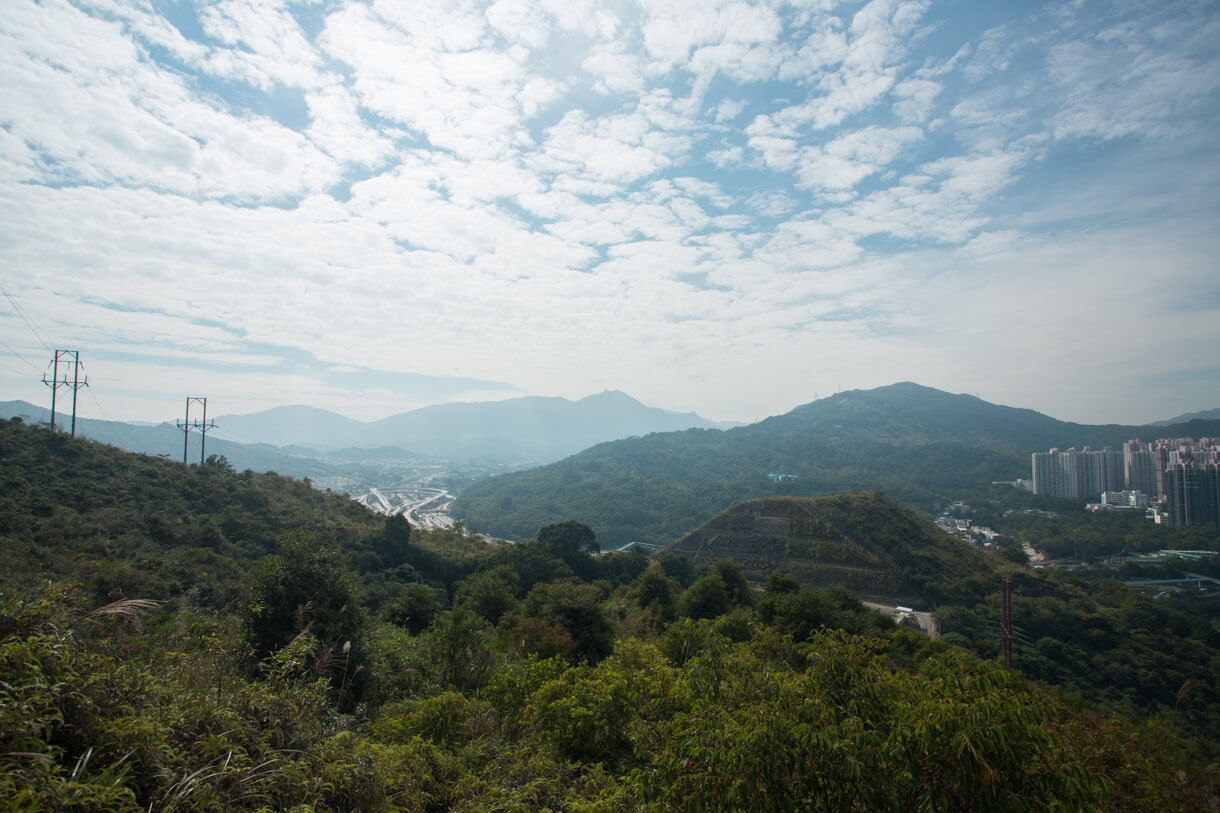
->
(1152, 407, 1220, 426)
(578, 390, 640, 404)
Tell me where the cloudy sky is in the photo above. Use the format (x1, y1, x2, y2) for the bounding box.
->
(0, 0, 1217, 428)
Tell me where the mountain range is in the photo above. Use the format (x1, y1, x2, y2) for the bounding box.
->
(0, 391, 732, 473)
(212, 391, 734, 461)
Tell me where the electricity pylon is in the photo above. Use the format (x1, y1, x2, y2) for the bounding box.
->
(42, 350, 88, 436)
(176, 397, 217, 464)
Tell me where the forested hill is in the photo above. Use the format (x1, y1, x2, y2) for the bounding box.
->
(667, 494, 1006, 608)
(0, 415, 387, 603)
(453, 382, 1220, 547)
(751, 381, 1220, 450)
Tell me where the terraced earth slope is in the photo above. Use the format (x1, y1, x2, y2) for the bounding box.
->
(665, 492, 1006, 608)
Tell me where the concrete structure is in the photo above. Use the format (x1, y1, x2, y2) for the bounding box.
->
(1031, 447, 1124, 499)
(1123, 441, 1160, 497)
(1101, 490, 1150, 509)
(1165, 462, 1220, 527)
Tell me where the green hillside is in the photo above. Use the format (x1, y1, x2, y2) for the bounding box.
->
(3, 416, 1218, 811)
(0, 415, 385, 604)
(454, 382, 1220, 547)
(668, 494, 1006, 607)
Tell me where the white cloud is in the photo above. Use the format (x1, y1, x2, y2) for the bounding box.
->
(714, 98, 745, 122)
(891, 77, 940, 122)
(486, 0, 553, 49)
(321, 2, 539, 160)
(962, 24, 1015, 82)
(1045, 12, 1220, 143)
(196, 0, 326, 91)
(795, 125, 924, 193)
(305, 85, 397, 167)
(0, 0, 339, 200)
(534, 109, 690, 184)
(822, 148, 1027, 245)
(639, 0, 783, 67)
(1, 0, 1216, 427)
(583, 48, 647, 95)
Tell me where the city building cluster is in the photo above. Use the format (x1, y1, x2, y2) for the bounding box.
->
(934, 502, 1001, 547)
(1032, 438, 1220, 527)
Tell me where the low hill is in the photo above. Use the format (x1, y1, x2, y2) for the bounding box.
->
(210, 404, 369, 448)
(0, 400, 348, 479)
(452, 383, 1220, 547)
(666, 494, 1005, 608)
(0, 415, 385, 604)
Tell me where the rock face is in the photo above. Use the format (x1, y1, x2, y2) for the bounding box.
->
(665, 493, 1001, 608)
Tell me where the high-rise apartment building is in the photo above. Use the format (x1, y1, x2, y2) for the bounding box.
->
(1036, 437, 1220, 504)
(1030, 447, 1124, 499)
(1123, 441, 1160, 497)
(1165, 462, 1220, 527)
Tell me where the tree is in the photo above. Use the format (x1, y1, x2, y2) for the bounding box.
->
(456, 566, 519, 624)
(383, 582, 445, 634)
(713, 559, 754, 607)
(657, 550, 696, 587)
(204, 453, 233, 473)
(634, 565, 680, 620)
(765, 571, 799, 595)
(417, 607, 497, 692)
(521, 582, 614, 664)
(537, 520, 600, 581)
(1001, 545, 1029, 565)
(245, 532, 367, 701)
(374, 514, 412, 568)
(634, 630, 1100, 812)
(538, 520, 599, 555)
(679, 574, 731, 620)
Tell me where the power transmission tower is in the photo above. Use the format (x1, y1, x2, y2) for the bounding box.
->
(176, 397, 217, 464)
(42, 350, 88, 436)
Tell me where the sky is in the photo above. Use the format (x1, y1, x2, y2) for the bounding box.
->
(0, 0, 1218, 428)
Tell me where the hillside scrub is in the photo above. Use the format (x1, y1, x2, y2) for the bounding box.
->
(2, 418, 1218, 810)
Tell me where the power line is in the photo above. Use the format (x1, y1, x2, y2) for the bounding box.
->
(0, 280, 52, 353)
(0, 337, 42, 374)
(80, 363, 111, 422)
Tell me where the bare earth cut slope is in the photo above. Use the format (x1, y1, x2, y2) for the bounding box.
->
(666, 492, 1004, 609)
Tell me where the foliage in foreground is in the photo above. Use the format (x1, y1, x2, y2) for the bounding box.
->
(3, 580, 1216, 812)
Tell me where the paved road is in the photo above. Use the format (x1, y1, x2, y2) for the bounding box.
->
(863, 601, 939, 638)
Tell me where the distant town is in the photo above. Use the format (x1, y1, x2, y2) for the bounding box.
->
(1030, 437, 1220, 527)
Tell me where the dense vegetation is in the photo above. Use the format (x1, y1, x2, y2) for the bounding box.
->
(2, 418, 1218, 810)
(453, 432, 1027, 548)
